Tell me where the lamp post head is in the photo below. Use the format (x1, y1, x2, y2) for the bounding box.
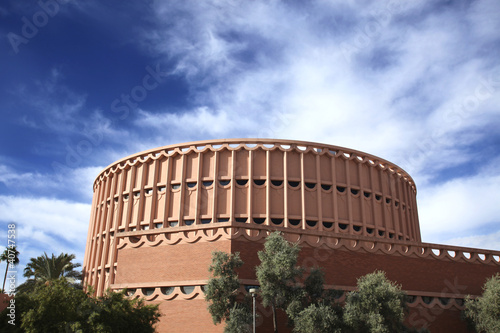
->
(249, 288, 257, 295)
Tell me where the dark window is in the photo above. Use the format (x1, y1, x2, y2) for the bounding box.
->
(236, 179, 248, 186)
(439, 298, 450, 305)
(142, 288, 155, 296)
(422, 296, 433, 305)
(321, 184, 332, 191)
(161, 287, 174, 295)
(306, 220, 317, 227)
(181, 286, 195, 294)
(254, 179, 266, 186)
(271, 180, 283, 186)
(271, 218, 283, 225)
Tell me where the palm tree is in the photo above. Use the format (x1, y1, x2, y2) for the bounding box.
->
(0, 246, 19, 292)
(17, 252, 82, 293)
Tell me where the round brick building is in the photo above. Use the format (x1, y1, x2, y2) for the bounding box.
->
(83, 139, 499, 333)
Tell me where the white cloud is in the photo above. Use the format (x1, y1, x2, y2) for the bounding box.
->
(129, 0, 500, 251)
(0, 196, 91, 244)
(418, 173, 500, 247)
(0, 195, 91, 281)
(136, 107, 245, 138)
(439, 230, 500, 252)
(138, 0, 500, 173)
(0, 164, 102, 202)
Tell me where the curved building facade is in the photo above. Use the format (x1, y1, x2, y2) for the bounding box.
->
(83, 139, 499, 332)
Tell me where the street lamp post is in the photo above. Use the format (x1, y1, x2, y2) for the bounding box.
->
(249, 288, 257, 333)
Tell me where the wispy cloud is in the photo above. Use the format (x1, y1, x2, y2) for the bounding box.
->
(0, 164, 102, 202)
(441, 230, 500, 252)
(0, 195, 91, 279)
(119, 0, 500, 248)
(418, 170, 500, 243)
(0, 196, 90, 243)
(136, 0, 500, 176)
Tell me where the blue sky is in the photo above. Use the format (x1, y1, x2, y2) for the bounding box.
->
(1, 0, 499, 282)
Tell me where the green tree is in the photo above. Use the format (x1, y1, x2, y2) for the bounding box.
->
(18, 252, 82, 293)
(21, 278, 90, 332)
(205, 251, 247, 326)
(288, 268, 344, 332)
(293, 303, 343, 333)
(343, 270, 407, 333)
(0, 277, 161, 332)
(1, 246, 19, 292)
(256, 231, 303, 333)
(84, 287, 161, 332)
(224, 304, 253, 333)
(464, 273, 500, 333)
(287, 268, 329, 320)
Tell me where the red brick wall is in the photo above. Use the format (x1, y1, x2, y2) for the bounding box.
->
(154, 299, 222, 333)
(406, 306, 471, 333)
(115, 239, 231, 285)
(232, 239, 498, 333)
(112, 236, 496, 332)
(233, 239, 498, 295)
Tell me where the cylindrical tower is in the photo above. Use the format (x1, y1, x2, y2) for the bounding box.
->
(83, 139, 420, 295)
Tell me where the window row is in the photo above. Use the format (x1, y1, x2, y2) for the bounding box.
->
(105, 183, 407, 207)
(113, 218, 407, 240)
(126, 285, 198, 297)
(125, 286, 462, 307)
